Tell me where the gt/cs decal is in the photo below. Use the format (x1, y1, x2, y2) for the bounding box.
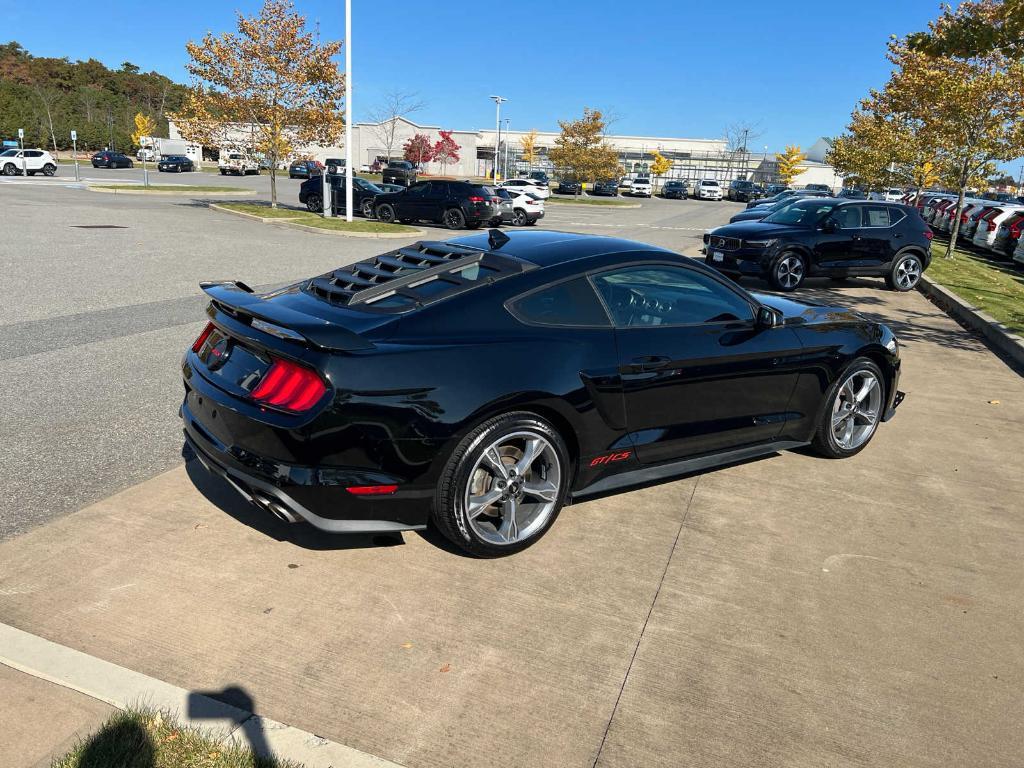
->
(590, 451, 632, 467)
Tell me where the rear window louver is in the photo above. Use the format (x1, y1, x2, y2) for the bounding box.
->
(304, 241, 535, 313)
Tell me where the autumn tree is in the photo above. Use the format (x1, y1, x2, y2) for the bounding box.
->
(775, 145, 806, 186)
(432, 130, 460, 175)
(908, 0, 1024, 59)
(881, 32, 1024, 256)
(131, 111, 157, 186)
(367, 90, 424, 162)
(548, 107, 620, 195)
(403, 133, 433, 167)
(650, 149, 671, 190)
(170, 0, 345, 207)
(519, 129, 538, 165)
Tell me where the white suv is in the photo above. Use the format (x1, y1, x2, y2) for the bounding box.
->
(0, 148, 57, 177)
(630, 177, 653, 197)
(499, 178, 550, 199)
(693, 178, 722, 200)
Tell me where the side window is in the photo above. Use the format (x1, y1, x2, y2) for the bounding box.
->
(592, 266, 754, 328)
(833, 206, 862, 229)
(863, 205, 892, 227)
(26, 150, 42, 158)
(508, 277, 610, 327)
(405, 182, 429, 198)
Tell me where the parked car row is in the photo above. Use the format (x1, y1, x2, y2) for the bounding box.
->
(918, 191, 1024, 264)
(704, 196, 934, 292)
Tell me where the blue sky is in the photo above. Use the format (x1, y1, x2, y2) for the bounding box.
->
(8, 0, 947, 153)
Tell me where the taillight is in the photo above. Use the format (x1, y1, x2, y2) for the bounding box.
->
(961, 213, 969, 223)
(1010, 221, 1023, 238)
(468, 195, 486, 203)
(987, 220, 996, 231)
(924, 229, 934, 240)
(250, 358, 327, 413)
(191, 322, 214, 353)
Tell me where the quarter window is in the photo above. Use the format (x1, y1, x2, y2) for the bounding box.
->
(592, 266, 754, 328)
(509, 277, 610, 327)
(863, 205, 892, 227)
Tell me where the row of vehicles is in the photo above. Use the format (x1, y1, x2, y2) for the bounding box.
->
(298, 174, 547, 229)
(919, 192, 1024, 266)
(703, 189, 934, 292)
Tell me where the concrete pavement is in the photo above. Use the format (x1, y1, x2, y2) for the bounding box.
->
(1, 280, 1022, 767)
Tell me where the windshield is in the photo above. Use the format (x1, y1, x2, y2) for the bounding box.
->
(0, 149, 17, 157)
(701, 180, 719, 187)
(763, 199, 837, 225)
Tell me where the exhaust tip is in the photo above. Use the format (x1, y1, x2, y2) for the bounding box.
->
(252, 493, 301, 524)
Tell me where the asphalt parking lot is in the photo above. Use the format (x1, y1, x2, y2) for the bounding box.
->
(2, 178, 1023, 767)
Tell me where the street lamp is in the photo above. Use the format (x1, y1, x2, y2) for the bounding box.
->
(504, 118, 511, 180)
(489, 95, 506, 181)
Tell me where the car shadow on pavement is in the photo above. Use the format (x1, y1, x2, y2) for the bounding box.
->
(182, 447, 407, 552)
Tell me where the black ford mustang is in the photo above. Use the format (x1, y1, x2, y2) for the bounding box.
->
(181, 230, 903, 557)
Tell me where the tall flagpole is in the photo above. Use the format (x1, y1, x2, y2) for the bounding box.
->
(344, 0, 353, 222)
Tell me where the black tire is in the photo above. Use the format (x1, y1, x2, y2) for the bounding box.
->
(360, 198, 374, 218)
(885, 251, 924, 292)
(769, 251, 807, 291)
(511, 209, 528, 226)
(305, 193, 323, 213)
(811, 358, 886, 459)
(443, 207, 466, 229)
(220, 169, 227, 175)
(42, 164, 55, 176)
(376, 203, 396, 223)
(433, 411, 571, 557)
(2, 163, 16, 176)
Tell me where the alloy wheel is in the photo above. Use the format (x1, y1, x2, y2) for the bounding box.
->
(830, 369, 882, 450)
(463, 431, 561, 546)
(894, 256, 922, 290)
(775, 254, 804, 289)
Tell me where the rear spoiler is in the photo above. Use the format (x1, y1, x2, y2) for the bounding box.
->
(200, 281, 374, 352)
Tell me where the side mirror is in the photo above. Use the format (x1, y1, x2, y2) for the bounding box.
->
(756, 306, 779, 328)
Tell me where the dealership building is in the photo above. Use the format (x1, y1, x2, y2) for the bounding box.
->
(169, 118, 842, 188)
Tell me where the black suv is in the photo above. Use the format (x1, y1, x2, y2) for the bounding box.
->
(726, 180, 762, 202)
(373, 180, 495, 229)
(662, 180, 688, 199)
(704, 198, 933, 292)
(382, 160, 417, 187)
(591, 179, 618, 196)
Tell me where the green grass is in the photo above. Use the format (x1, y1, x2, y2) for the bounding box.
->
(547, 195, 636, 206)
(927, 243, 1024, 335)
(93, 184, 249, 192)
(216, 201, 316, 219)
(51, 708, 300, 768)
(295, 217, 419, 234)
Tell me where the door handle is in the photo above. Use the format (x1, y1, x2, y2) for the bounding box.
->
(893, 232, 903, 239)
(631, 355, 671, 371)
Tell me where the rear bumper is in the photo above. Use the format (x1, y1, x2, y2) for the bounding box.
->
(180, 389, 431, 534)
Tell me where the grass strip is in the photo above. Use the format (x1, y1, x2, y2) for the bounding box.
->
(216, 201, 316, 219)
(927, 242, 1024, 335)
(294, 217, 419, 233)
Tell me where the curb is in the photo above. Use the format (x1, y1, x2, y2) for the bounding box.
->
(547, 199, 642, 209)
(88, 186, 256, 196)
(282, 221, 424, 239)
(0, 622, 404, 768)
(208, 203, 311, 224)
(917, 273, 1024, 368)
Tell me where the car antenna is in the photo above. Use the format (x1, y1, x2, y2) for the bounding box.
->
(488, 228, 510, 249)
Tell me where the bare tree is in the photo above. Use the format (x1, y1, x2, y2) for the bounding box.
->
(32, 85, 61, 158)
(723, 121, 763, 180)
(366, 90, 425, 162)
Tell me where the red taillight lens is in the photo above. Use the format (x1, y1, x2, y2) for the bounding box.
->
(924, 229, 934, 240)
(191, 322, 214, 353)
(468, 196, 486, 203)
(346, 485, 398, 495)
(250, 359, 327, 412)
(961, 213, 969, 223)
(1010, 222, 1023, 238)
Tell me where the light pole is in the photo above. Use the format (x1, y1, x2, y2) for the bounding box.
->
(504, 118, 511, 180)
(489, 95, 506, 181)
(741, 128, 749, 181)
(344, 0, 353, 222)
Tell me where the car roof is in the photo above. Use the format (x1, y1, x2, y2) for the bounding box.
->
(448, 230, 672, 268)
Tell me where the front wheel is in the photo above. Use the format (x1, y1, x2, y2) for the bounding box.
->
(769, 251, 806, 291)
(433, 412, 570, 557)
(443, 207, 466, 229)
(886, 252, 923, 291)
(812, 359, 885, 458)
(376, 203, 396, 223)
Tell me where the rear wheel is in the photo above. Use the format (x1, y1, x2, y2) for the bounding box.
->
(2, 163, 16, 176)
(812, 358, 885, 459)
(769, 251, 806, 291)
(220, 169, 227, 175)
(433, 412, 570, 557)
(43, 164, 55, 176)
(443, 207, 466, 229)
(305, 193, 323, 213)
(511, 209, 528, 226)
(376, 203, 396, 223)
(886, 251, 923, 291)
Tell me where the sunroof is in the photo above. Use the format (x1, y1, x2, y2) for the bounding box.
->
(304, 240, 535, 313)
